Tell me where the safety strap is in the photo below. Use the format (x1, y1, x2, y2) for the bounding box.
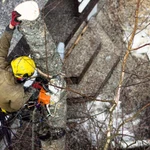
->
(0, 108, 7, 114)
(0, 110, 12, 150)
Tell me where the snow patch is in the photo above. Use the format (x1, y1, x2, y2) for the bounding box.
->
(78, 0, 91, 13)
(123, 25, 150, 59)
(81, 97, 142, 148)
(57, 42, 65, 60)
(87, 4, 98, 21)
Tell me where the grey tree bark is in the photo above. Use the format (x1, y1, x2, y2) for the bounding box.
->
(17, 1, 67, 150)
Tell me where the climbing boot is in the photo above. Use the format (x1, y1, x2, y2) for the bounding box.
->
(37, 126, 66, 141)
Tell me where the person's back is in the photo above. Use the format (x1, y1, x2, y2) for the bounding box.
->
(0, 12, 36, 112)
(0, 68, 25, 112)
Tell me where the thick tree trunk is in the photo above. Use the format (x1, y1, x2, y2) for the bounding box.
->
(18, 1, 67, 150)
(19, 17, 62, 74)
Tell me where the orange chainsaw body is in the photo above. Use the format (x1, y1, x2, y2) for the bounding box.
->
(38, 88, 51, 105)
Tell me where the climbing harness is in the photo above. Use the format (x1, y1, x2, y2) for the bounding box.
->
(37, 75, 63, 117)
(0, 75, 65, 149)
(0, 109, 14, 150)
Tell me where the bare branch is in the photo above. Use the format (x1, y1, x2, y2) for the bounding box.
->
(116, 102, 150, 136)
(131, 43, 150, 51)
(103, 1, 141, 149)
(36, 68, 52, 78)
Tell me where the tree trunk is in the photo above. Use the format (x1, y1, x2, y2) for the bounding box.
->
(18, 1, 67, 150)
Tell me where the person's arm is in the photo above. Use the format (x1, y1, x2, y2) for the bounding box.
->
(0, 26, 14, 68)
(6, 85, 36, 112)
(0, 11, 21, 69)
(9, 23, 15, 30)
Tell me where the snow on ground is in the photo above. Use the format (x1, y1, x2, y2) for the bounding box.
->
(123, 24, 150, 60)
(57, 42, 65, 60)
(78, 0, 98, 21)
(81, 95, 150, 149)
(78, 0, 91, 13)
(75, 14, 150, 148)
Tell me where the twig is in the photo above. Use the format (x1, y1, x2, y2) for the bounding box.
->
(43, 0, 63, 18)
(115, 0, 140, 104)
(36, 68, 52, 78)
(103, 103, 116, 150)
(64, 24, 88, 61)
(37, 68, 115, 104)
(43, 23, 49, 74)
(116, 102, 150, 137)
(103, 1, 141, 150)
(131, 43, 150, 51)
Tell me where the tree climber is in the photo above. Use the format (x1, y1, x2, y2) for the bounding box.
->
(0, 11, 36, 113)
(0, 11, 66, 141)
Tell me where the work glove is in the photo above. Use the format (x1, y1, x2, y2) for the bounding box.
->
(32, 82, 42, 90)
(51, 75, 59, 79)
(10, 11, 21, 27)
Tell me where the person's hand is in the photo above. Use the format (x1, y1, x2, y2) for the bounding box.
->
(32, 82, 42, 90)
(10, 11, 21, 27)
(51, 75, 60, 80)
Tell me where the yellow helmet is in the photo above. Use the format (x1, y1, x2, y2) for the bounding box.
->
(11, 56, 36, 78)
